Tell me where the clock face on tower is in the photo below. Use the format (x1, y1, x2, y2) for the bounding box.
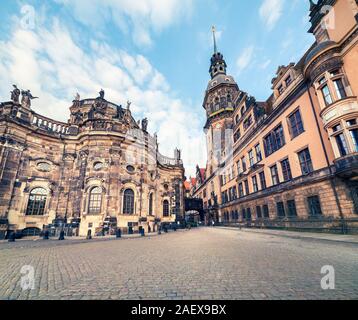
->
(215, 123, 222, 130)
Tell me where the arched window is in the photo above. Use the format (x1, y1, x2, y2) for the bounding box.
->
(123, 189, 135, 215)
(163, 200, 170, 217)
(26, 188, 47, 216)
(149, 193, 153, 216)
(88, 187, 102, 215)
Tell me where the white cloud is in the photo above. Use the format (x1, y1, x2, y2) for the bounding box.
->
(0, 18, 205, 176)
(236, 45, 255, 73)
(260, 59, 271, 70)
(259, 0, 284, 30)
(54, 0, 193, 47)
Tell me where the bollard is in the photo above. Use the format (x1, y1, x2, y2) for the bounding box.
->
(43, 230, 49, 240)
(8, 232, 16, 243)
(86, 230, 92, 240)
(164, 226, 168, 233)
(158, 228, 162, 235)
(140, 228, 145, 237)
(173, 225, 177, 232)
(116, 229, 122, 239)
(58, 230, 65, 241)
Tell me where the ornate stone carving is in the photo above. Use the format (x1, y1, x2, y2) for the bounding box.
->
(79, 150, 89, 160)
(310, 57, 342, 81)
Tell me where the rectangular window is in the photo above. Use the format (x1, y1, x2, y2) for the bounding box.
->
(335, 133, 349, 157)
(333, 78, 347, 100)
(318, 77, 326, 85)
(298, 148, 313, 175)
(263, 205, 270, 218)
(259, 171, 267, 190)
(281, 158, 292, 182)
(242, 208, 247, 220)
(237, 160, 242, 175)
(232, 186, 237, 200)
(270, 165, 280, 186)
(255, 144, 263, 162)
(243, 115, 253, 130)
(242, 156, 247, 172)
(285, 75, 292, 87)
(256, 206, 262, 219)
(307, 196, 323, 216)
(246, 208, 252, 220)
(288, 109, 304, 139)
(287, 200, 298, 217)
(321, 85, 333, 106)
(244, 180, 250, 195)
(276, 202, 286, 218)
(249, 149, 255, 167)
(264, 124, 286, 157)
(238, 183, 244, 198)
(278, 85, 284, 95)
(350, 129, 358, 152)
(234, 129, 241, 142)
(252, 175, 259, 193)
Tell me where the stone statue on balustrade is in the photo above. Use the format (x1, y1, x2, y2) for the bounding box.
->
(175, 148, 181, 160)
(21, 90, 38, 108)
(10, 85, 21, 104)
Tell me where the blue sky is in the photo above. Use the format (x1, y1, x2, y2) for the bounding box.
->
(0, 0, 315, 176)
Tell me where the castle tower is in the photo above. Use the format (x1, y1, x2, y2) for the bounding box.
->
(203, 27, 240, 175)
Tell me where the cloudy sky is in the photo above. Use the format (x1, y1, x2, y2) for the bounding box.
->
(0, 0, 314, 176)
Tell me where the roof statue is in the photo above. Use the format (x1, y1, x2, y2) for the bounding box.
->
(10, 85, 20, 104)
(21, 90, 38, 108)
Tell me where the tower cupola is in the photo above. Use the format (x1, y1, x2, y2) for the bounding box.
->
(209, 26, 227, 79)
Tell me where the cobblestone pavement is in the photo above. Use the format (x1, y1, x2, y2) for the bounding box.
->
(0, 228, 357, 300)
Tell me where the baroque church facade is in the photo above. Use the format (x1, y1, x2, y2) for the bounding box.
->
(0, 89, 184, 239)
(191, 0, 358, 232)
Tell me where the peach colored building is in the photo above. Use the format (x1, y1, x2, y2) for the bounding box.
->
(192, 0, 358, 233)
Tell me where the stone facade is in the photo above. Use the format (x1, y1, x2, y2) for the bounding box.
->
(191, 0, 358, 233)
(0, 91, 184, 239)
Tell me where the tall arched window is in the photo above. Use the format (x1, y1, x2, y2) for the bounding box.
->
(163, 200, 170, 217)
(88, 187, 102, 215)
(26, 188, 47, 216)
(123, 189, 135, 215)
(149, 193, 153, 216)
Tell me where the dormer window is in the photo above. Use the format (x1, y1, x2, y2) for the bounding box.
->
(243, 115, 252, 130)
(285, 75, 292, 87)
(278, 85, 284, 95)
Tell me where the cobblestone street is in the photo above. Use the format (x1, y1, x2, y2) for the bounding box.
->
(0, 228, 357, 300)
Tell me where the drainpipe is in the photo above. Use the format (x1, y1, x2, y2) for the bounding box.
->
(307, 84, 346, 233)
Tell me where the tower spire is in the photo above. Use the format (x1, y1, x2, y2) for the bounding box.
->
(212, 26, 217, 54)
